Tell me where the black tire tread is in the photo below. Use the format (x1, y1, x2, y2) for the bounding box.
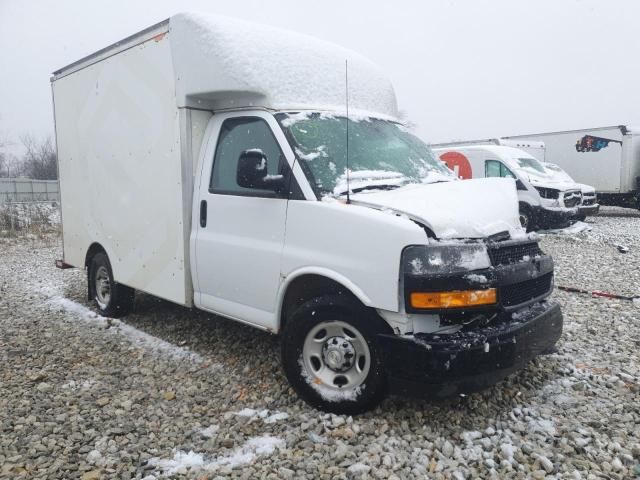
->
(89, 252, 134, 318)
(281, 294, 390, 415)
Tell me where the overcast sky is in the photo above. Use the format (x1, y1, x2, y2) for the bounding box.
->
(1, 0, 639, 152)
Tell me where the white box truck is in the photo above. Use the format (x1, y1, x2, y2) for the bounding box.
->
(51, 13, 562, 413)
(502, 126, 640, 209)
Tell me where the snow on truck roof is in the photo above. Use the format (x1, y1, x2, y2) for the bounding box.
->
(52, 12, 399, 119)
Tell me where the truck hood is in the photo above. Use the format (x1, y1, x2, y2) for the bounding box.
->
(521, 169, 580, 192)
(349, 178, 523, 239)
(527, 177, 580, 192)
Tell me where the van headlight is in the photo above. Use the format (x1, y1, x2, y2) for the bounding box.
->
(402, 244, 491, 276)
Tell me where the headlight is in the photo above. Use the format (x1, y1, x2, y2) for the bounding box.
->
(534, 187, 560, 199)
(402, 244, 491, 276)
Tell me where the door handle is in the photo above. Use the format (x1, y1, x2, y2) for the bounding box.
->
(200, 200, 207, 228)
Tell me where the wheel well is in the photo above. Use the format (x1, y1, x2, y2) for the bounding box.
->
(85, 243, 106, 268)
(280, 275, 359, 330)
(518, 201, 531, 212)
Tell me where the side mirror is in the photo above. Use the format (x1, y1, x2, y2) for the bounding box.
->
(516, 179, 527, 191)
(236, 149, 285, 191)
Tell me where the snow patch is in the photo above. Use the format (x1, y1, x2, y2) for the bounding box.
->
(149, 435, 284, 475)
(48, 296, 203, 362)
(299, 357, 363, 402)
(199, 425, 219, 438)
(539, 221, 592, 235)
(231, 408, 289, 424)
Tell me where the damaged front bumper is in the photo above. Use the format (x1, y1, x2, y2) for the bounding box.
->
(532, 205, 576, 229)
(577, 203, 600, 217)
(377, 301, 563, 398)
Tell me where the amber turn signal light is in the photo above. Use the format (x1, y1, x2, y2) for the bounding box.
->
(410, 289, 497, 309)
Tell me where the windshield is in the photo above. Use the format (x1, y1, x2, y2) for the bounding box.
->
(276, 112, 454, 196)
(544, 163, 574, 182)
(515, 156, 547, 174)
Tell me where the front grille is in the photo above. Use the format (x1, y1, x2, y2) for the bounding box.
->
(582, 196, 596, 206)
(488, 242, 543, 266)
(501, 273, 553, 307)
(563, 190, 582, 208)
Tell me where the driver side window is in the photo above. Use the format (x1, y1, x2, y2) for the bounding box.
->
(485, 159, 515, 179)
(210, 117, 284, 195)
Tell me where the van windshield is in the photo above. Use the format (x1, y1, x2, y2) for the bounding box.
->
(515, 157, 547, 174)
(276, 112, 454, 196)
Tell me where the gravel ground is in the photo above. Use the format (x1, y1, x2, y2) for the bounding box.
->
(1, 207, 640, 479)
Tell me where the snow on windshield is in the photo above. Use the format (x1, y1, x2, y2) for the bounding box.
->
(516, 157, 547, 175)
(277, 112, 454, 195)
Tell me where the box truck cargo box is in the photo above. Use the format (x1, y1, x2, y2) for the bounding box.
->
(52, 13, 562, 413)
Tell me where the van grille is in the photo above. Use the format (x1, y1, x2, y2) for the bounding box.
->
(563, 190, 582, 208)
(501, 273, 553, 307)
(488, 242, 543, 266)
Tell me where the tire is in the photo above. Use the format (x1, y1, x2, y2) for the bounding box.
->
(88, 252, 134, 318)
(576, 213, 587, 222)
(519, 204, 534, 232)
(281, 294, 390, 415)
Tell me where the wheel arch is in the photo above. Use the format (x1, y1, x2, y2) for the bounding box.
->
(85, 242, 108, 268)
(276, 268, 373, 334)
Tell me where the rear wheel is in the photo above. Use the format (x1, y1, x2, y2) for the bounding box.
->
(88, 252, 134, 317)
(281, 294, 389, 414)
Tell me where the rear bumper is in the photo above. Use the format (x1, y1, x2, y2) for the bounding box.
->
(377, 301, 563, 398)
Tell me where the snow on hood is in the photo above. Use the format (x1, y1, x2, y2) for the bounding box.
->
(350, 178, 523, 239)
(526, 175, 579, 192)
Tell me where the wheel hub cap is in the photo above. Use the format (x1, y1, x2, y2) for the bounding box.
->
(322, 337, 355, 372)
(95, 265, 111, 308)
(301, 320, 371, 392)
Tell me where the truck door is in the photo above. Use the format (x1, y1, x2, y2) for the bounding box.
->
(193, 112, 295, 330)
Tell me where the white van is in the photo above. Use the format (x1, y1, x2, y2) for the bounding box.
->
(493, 139, 599, 219)
(52, 13, 562, 413)
(433, 145, 580, 231)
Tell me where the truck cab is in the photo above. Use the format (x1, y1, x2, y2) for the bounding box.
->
(52, 12, 563, 413)
(434, 145, 580, 231)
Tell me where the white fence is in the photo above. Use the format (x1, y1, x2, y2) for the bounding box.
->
(0, 178, 59, 203)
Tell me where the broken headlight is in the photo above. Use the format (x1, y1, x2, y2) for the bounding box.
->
(534, 186, 560, 199)
(402, 244, 491, 276)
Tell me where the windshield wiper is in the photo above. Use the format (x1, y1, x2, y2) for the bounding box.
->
(336, 183, 403, 196)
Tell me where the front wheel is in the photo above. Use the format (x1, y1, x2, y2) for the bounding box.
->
(281, 295, 389, 414)
(88, 252, 134, 317)
(519, 203, 534, 232)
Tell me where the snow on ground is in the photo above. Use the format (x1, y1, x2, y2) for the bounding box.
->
(229, 407, 290, 424)
(47, 295, 204, 362)
(538, 220, 592, 235)
(149, 435, 285, 476)
(1, 208, 640, 478)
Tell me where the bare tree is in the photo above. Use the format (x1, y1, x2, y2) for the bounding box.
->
(19, 135, 58, 180)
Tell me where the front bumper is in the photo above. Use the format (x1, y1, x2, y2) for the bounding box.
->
(577, 203, 600, 217)
(532, 205, 575, 229)
(377, 301, 563, 398)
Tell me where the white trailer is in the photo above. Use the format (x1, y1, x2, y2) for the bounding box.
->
(52, 13, 562, 413)
(502, 126, 640, 209)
